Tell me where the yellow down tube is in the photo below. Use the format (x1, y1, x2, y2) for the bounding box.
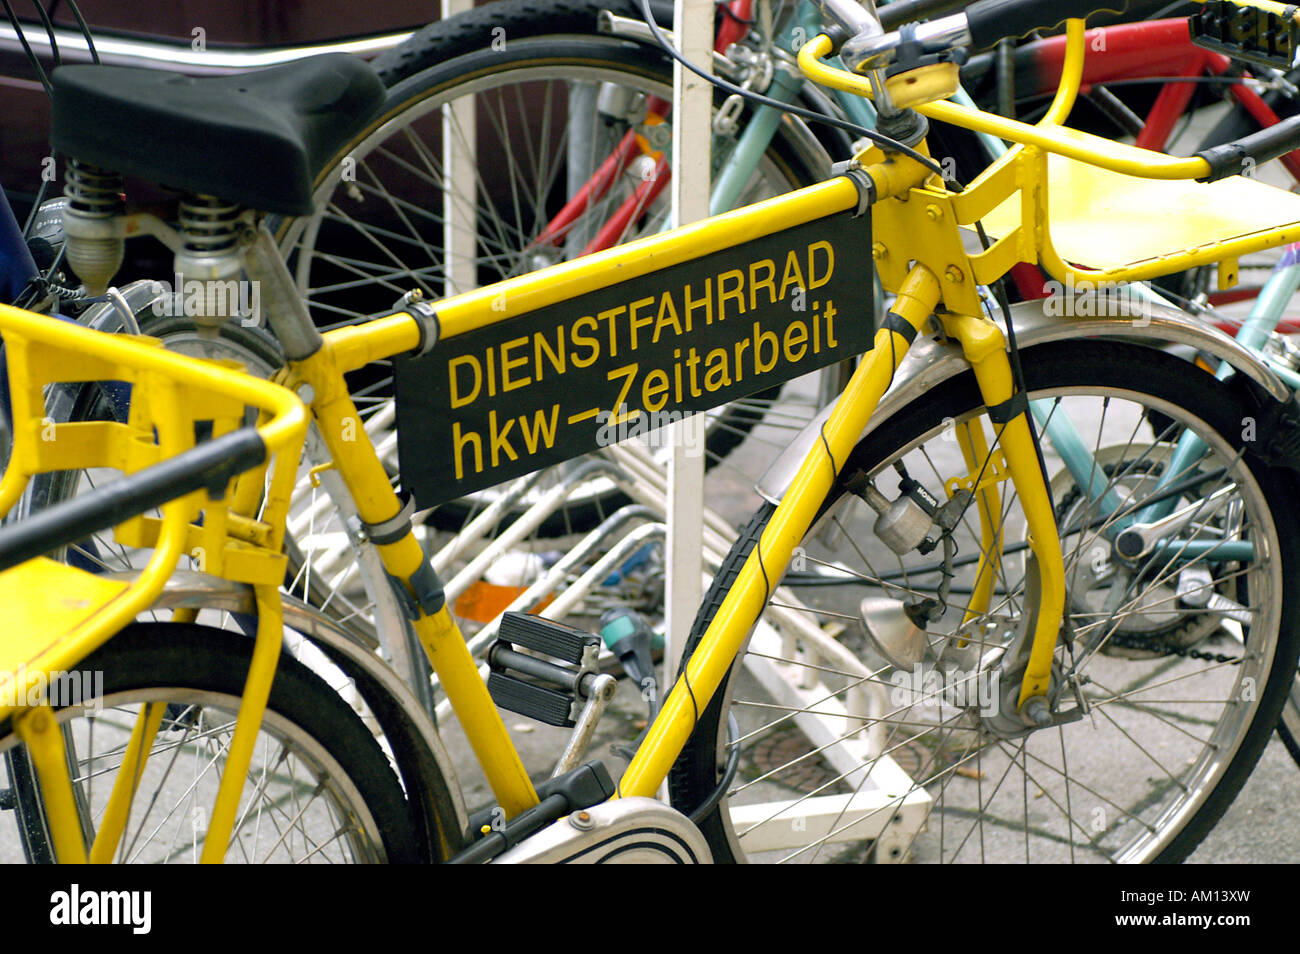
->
(619, 266, 944, 798)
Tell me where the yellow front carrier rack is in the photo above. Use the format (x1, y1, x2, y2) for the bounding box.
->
(800, 18, 1300, 292)
(0, 303, 307, 862)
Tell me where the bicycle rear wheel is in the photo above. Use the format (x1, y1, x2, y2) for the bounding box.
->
(670, 340, 1300, 862)
(275, 26, 839, 540)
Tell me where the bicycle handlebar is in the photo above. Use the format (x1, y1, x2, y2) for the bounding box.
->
(0, 426, 267, 574)
(806, 0, 1300, 183)
(841, 0, 1132, 81)
(1196, 113, 1300, 181)
(877, 0, 970, 31)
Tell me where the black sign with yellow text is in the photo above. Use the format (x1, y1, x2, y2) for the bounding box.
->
(394, 209, 873, 507)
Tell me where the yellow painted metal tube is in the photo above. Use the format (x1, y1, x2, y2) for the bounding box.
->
(325, 314, 422, 374)
(940, 313, 1064, 707)
(1039, 20, 1084, 126)
(0, 304, 309, 460)
(200, 583, 283, 863)
(797, 35, 1212, 180)
(619, 266, 943, 797)
(955, 420, 1001, 624)
(0, 336, 32, 519)
(89, 702, 166, 863)
(326, 178, 862, 370)
(293, 346, 540, 817)
(412, 608, 539, 818)
(15, 703, 87, 863)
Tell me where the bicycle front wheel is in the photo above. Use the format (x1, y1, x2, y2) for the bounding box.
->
(1, 624, 426, 863)
(670, 340, 1300, 863)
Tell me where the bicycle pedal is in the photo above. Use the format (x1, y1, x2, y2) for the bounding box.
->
(487, 612, 601, 727)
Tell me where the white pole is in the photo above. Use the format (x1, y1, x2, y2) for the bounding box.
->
(442, 0, 477, 296)
(663, 0, 712, 783)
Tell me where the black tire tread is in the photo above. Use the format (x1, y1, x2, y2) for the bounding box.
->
(371, 0, 676, 86)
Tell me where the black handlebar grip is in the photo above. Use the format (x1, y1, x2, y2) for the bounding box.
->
(0, 427, 267, 574)
(966, 0, 1130, 50)
(878, 0, 971, 31)
(1196, 113, 1300, 182)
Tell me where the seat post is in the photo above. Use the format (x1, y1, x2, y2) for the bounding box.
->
(238, 222, 325, 361)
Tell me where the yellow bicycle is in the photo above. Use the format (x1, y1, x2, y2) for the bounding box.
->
(6, 0, 1300, 862)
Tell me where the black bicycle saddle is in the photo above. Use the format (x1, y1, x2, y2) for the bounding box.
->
(50, 53, 385, 216)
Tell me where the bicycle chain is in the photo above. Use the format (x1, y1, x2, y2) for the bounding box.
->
(1105, 631, 1242, 665)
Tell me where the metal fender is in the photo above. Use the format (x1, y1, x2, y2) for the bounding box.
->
(757, 295, 1295, 503)
(132, 570, 471, 856)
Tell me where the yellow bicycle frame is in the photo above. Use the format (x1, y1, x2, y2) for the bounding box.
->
(285, 15, 1300, 819)
(22, 9, 1300, 854)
